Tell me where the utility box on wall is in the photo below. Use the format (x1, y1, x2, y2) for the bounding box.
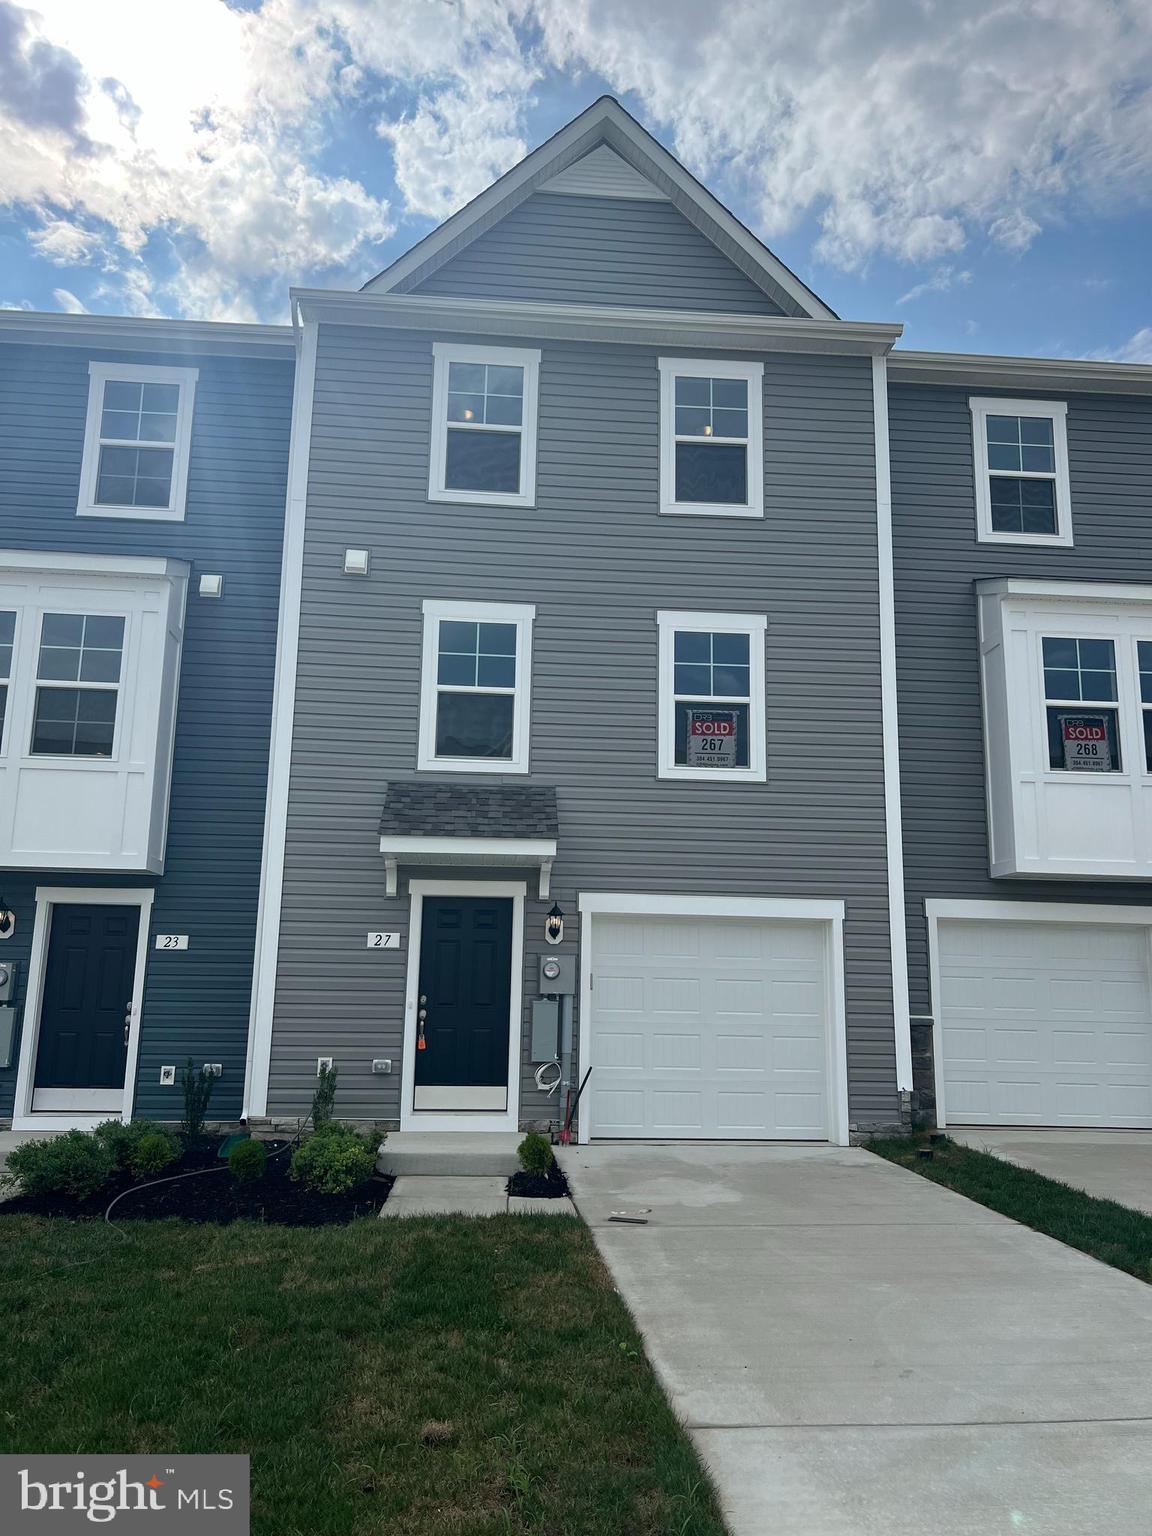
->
(0, 1006, 16, 1069)
(530, 998, 560, 1063)
(538, 954, 576, 995)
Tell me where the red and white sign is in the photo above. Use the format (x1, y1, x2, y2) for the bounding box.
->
(1059, 714, 1112, 773)
(686, 709, 738, 768)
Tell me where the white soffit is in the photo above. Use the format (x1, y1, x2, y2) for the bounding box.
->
(540, 144, 668, 200)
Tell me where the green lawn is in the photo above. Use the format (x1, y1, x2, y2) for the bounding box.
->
(869, 1134, 1152, 1284)
(0, 1214, 726, 1536)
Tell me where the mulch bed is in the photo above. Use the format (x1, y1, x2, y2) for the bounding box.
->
(507, 1163, 571, 1198)
(1, 1137, 392, 1226)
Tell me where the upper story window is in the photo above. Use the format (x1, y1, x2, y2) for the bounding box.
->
(1042, 636, 1120, 772)
(969, 396, 1071, 547)
(657, 610, 766, 781)
(1139, 643, 1152, 772)
(0, 611, 13, 747)
(31, 613, 124, 757)
(418, 599, 535, 773)
(78, 363, 198, 523)
(658, 358, 764, 518)
(429, 343, 540, 508)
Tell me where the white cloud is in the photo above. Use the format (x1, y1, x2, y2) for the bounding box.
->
(1, 0, 1151, 319)
(897, 266, 972, 305)
(51, 286, 86, 312)
(1089, 327, 1152, 365)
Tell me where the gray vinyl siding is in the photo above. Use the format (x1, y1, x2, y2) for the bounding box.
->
(269, 322, 898, 1129)
(410, 194, 788, 315)
(0, 340, 292, 1120)
(890, 381, 1152, 1016)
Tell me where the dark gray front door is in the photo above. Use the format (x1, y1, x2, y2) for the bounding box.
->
(34, 904, 139, 1092)
(414, 896, 513, 1112)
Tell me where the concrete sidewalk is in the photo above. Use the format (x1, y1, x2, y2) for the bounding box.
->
(952, 1128, 1152, 1214)
(557, 1142, 1152, 1536)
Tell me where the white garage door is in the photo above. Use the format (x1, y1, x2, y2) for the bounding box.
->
(587, 913, 831, 1140)
(939, 919, 1152, 1127)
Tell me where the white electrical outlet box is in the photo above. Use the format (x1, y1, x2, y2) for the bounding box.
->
(159, 1064, 176, 1085)
(203, 1063, 223, 1077)
(371, 1058, 392, 1074)
(316, 1056, 333, 1074)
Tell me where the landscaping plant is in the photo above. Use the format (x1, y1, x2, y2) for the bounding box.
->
(311, 1060, 338, 1130)
(229, 1138, 267, 1185)
(517, 1131, 556, 1176)
(2, 1130, 114, 1200)
(181, 1059, 215, 1141)
(290, 1125, 375, 1194)
(95, 1118, 173, 1171)
(130, 1131, 179, 1178)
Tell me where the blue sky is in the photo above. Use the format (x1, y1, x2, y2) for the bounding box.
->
(1, 0, 1150, 361)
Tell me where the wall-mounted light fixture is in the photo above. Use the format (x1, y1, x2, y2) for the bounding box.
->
(545, 903, 564, 946)
(0, 900, 13, 939)
(343, 548, 370, 576)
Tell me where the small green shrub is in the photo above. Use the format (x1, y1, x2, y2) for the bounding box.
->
(4, 1130, 114, 1200)
(517, 1131, 555, 1176)
(181, 1059, 215, 1141)
(229, 1138, 267, 1185)
(94, 1118, 171, 1170)
(290, 1125, 374, 1194)
(130, 1131, 179, 1178)
(312, 1061, 338, 1130)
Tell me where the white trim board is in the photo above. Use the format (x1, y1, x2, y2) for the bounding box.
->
(872, 356, 913, 1093)
(924, 898, 1152, 1129)
(11, 885, 154, 1132)
(242, 318, 317, 1120)
(400, 879, 526, 1134)
(575, 892, 850, 1146)
(361, 97, 835, 320)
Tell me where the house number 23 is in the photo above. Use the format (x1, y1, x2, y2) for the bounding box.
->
(367, 932, 401, 949)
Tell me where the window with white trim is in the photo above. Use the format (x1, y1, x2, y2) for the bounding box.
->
(31, 613, 125, 757)
(657, 611, 766, 781)
(429, 343, 540, 507)
(78, 362, 197, 522)
(0, 610, 13, 749)
(1042, 636, 1120, 772)
(418, 599, 535, 773)
(658, 358, 763, 517)
(970, 397, 1071, 546)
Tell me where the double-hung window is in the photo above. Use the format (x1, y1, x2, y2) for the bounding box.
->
(418, 599, 535, 773)
(1041, 636, 1121, 772)
(429, 343, 540, 507)
(970, 397, 1071, 546)
(658, 358, 763, 517)
(30, 613, 125, 758)
(657, 611, 766, 780)
(78, 362, 197, 522)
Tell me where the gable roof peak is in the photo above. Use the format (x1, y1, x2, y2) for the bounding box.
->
(363, 97, 835, 320)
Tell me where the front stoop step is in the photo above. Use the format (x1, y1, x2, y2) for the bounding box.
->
(376, 1132, 522, 1178)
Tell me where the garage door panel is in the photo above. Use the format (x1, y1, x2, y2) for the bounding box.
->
(940, 918, 1152, 1129)
(588, 914, 831, 1141)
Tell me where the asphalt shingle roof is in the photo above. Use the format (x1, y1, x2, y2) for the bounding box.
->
(379, 781, 558, 840)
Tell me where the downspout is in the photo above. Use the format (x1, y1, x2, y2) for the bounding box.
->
(871, 352, 914, 1099)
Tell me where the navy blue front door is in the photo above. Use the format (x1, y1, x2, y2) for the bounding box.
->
(34, 904, 139, 1090)
(415, 897, 513, 1105)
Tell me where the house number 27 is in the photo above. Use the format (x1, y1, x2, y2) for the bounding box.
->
(367, 932, 401, 949)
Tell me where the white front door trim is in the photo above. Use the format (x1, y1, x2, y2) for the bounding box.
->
(576, 892, 849, 1146)
(400, 878, 525, 1133)
(12, 885, 154, 1131)
(925, 897, 1152, 1128)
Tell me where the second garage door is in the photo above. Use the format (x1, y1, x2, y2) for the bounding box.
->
(938, 918, 1152, 1128)
(586, 913, 831, 1140)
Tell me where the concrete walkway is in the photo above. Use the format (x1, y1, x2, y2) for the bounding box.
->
(951, 1128, 1152, 1214)
(557, 1142, 1152, 1536)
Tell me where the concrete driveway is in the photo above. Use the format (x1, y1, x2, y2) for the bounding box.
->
(951, 1128, 1152, 1214)
(557, 1142, 1152, 1536)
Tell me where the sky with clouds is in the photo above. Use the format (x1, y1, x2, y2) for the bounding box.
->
(1, 0, 1150, 360)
